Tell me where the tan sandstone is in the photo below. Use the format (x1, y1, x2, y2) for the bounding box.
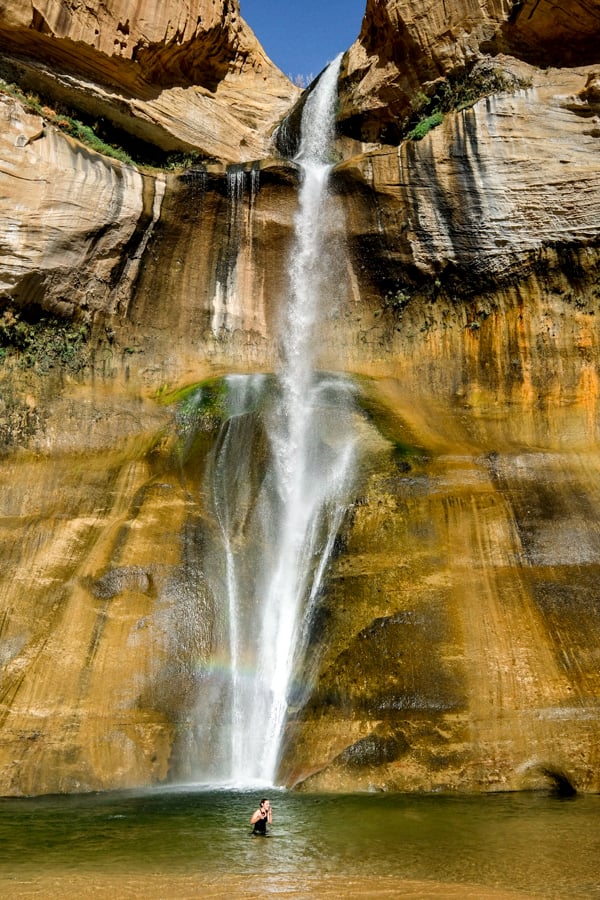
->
(339, 0, 600, 143)
(1, 1, 600, 796)
(0, 0, 299, 162)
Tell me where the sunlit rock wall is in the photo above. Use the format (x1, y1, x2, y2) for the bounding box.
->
(0, 384, 181, 794)
(0, 0, 299, 162)
(278, 58, 600, 794)
(339, 0, 600, 143)
(0, 94, 162, 322)
(1, 1, 600, 796)
(278, 271, 600, 793)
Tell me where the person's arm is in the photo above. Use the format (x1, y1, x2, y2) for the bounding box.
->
(250, 808, 262, 824)
(267, 807, 272, 823)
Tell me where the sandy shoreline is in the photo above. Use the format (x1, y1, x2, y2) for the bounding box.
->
(0, 873, 545, 898)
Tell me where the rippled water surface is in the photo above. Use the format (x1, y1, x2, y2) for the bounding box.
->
(0, 789, 599, 897)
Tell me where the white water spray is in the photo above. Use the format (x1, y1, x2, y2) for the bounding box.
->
(197, 55, 357, 785)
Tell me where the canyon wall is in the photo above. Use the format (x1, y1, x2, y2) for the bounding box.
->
(0, 0, 299, 162)
(1, 0, 600, 795)
(338, 0, 600, 143)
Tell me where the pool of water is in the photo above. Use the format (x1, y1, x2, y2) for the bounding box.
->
(0, 788, 599, 897)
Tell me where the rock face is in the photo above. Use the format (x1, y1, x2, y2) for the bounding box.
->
(1, 1, 600, 796)
(278, 275, 600, 794)
(0, 0, 299, 162)
(0, 94, 160, 322)
(336, 60, 600, 302)
(339, 0, 600, 143)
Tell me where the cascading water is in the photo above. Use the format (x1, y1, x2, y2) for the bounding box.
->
(212, 163, 260, 334)
(196, 54, 359, 786)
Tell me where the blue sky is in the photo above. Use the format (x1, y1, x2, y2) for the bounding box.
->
(240, 0, 366, 84)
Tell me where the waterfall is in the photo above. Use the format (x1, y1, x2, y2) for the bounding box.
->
(212, 164, 260, 334)
(196, 54, 357, 786)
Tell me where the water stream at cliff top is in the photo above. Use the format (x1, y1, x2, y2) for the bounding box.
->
(193, 54, 356, 786)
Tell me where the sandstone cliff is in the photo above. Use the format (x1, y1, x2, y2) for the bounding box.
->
(339, 0, 600, 143)
(1, 0, 600, 797)
(0, 0, 299, 162)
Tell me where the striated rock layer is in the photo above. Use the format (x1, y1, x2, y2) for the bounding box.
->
(0, 0, 299, 162)
(339, 0, 600, 143)
(1, 1, 600, 796)
(278, 279, 600, 793)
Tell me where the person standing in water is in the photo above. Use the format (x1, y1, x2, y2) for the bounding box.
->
(250, 798, 272, 835)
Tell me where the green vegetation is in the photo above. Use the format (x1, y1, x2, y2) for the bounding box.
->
(54, 115, 134, 165)
(164, 378, 229, 447)
(0, 78, 135, 165)
(179, 380, 227, 426)
(0, 78, 206, 171)
(0, 308, 90, 374)
(167, 377, 229, 469)
(382, 287, 411, 314)
(158, 378, 223, 409)
(404, 63, 529, 143)
(405, 111, 444, 142)
(355, 380, 427, 467)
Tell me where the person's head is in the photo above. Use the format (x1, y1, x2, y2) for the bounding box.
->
(260, 798, 270, 810)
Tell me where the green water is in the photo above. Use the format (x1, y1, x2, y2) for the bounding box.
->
(0, 788, 599, 896)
